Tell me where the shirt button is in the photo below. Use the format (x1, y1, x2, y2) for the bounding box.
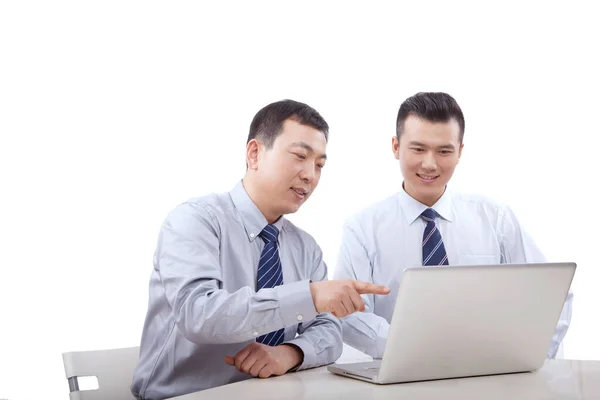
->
(253, 331, 259, 337)
(297, 314, 303, 321)
(250, 233, 255, 238)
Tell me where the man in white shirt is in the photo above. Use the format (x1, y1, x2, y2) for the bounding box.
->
(333, 91, 573, 360)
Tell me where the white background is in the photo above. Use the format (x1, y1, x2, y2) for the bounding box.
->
(1, 1, 599, 399)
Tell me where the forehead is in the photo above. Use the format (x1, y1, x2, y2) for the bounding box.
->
(274, 119, 327, 150)
(401, 115, 461, 146)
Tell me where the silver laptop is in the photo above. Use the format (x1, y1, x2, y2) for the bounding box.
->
(328, 262, 575, 384)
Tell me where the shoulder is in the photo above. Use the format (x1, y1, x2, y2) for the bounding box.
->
(345, 192, 400, 229)
(163, 191, 235, 231)
(281, 218, 321, 253)
(450, 190, 510, 215)
(449, 189, 523, 231)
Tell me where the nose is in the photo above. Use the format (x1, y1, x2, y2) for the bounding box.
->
(299, 163, 316, 183)
(421, 151, 437, 171)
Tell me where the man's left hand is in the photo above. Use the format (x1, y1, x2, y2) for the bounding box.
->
(224, 342, 303, 378)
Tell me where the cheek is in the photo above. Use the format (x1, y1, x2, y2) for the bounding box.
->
(269, 156, 290, 171)
(272, 161, 302, 182)
(286, 163, 304, 177)
(312, 172, 322, 186)
(400, 154, 420, 171)
(438, 158, 459, 173)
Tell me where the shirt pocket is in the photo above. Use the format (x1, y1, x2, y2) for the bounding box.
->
(457, 254, 500, 265)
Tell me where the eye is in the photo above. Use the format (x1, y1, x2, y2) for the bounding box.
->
(317, 163, 325, 170)
(439, 150, 452, 155)
(411, 147, 424, 153)
(294, 153, 307, 160)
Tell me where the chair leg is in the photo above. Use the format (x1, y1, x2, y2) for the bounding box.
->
(68, 377, 80, 392)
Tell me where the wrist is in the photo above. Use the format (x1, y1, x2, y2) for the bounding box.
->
(280, 343, 304, 370)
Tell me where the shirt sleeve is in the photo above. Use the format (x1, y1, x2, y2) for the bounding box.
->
(498, 204, 574, 359)
(154, 202, 318, 344)
(284, 243, 343, 370)
(333, 220, 389, 358)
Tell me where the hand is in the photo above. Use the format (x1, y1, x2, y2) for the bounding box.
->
(224, 342, 303, 378)
(310, 279, 390, 318)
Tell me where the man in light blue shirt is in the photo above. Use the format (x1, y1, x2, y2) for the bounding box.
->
(131, 99, 390, 400)
(334, 92, 573, 360)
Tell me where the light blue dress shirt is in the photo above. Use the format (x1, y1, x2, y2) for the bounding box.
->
(334, 186, 573, 359)
(131, 181, 342, 400)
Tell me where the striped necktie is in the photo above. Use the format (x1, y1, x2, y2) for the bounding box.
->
(421, 208, 449, 266)
(256, 224, 285, 346)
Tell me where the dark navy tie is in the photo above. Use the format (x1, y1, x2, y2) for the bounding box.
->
(421, 208, 449, 266)
(256, 224, 285, 346)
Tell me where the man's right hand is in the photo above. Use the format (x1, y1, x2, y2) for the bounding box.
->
(309, 280, 390, 318)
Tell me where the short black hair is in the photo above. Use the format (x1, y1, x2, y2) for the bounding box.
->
(396, 92, 465, 142)
(247, 99, 329, 148)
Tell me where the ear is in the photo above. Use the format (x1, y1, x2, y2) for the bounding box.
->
(457, 143, 465, 161)
(392, 136, 400, 160)
(246, 139, 261, 170)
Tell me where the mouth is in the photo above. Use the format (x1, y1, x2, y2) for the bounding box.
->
(291, 187, 309, 200)
(417, 173, 440, 183)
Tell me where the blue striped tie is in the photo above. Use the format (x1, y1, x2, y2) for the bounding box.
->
(421, 208, 449, 266)
(256, 224, 285, 346)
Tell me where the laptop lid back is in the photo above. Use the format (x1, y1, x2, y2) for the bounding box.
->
(376, 262, 575, 384)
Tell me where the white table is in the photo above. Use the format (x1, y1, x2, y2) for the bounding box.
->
(169, 359, 600, 399)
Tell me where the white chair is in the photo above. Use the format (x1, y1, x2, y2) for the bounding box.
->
(62, 346, 140, 400)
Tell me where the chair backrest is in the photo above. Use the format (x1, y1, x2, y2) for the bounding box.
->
(62, 346, 140, 400)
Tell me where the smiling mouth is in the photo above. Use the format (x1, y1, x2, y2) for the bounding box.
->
(291, 187, 308, 197)
(417, 173, 439, 181)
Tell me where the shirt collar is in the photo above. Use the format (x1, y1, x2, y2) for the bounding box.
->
(229, 180, 284, 242)
(398, 182, 454, 225)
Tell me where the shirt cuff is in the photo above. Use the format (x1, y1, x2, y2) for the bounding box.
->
(284, 335, 317, 370)
(341, 315, 389, 359)
(276, 279, 317, 326)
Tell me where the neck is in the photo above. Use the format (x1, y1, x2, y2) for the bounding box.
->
(242, 176, 281, 224)
(403, 182, 446, 207)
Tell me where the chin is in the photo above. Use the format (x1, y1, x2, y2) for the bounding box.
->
(284, 203, 302, 215)
(287, 206, 301, 215)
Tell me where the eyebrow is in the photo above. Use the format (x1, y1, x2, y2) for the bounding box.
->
(409, 141, 456, 150)
(290, 141, 327, 160)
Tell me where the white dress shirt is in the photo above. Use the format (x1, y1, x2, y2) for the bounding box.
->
(333, 185, 573, 359)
